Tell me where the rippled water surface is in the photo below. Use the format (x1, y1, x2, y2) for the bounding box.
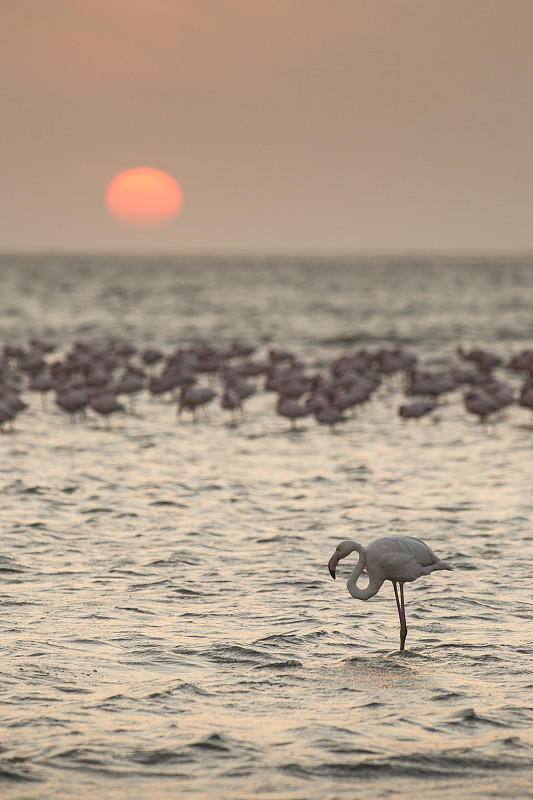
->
(1, 254, 533, 799)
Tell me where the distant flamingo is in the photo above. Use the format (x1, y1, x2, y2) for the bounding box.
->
(89, 394, 125, 428)
(178, 384, 216, 421)
(276, 397, 309, 430)
(29, 373, 56, 410)
(114, 370, 145, 412)
(457, 346, 502, 371)
(398, 399, 435, 419)
(19, 349, 46, 376)
(313, 404, 346, 430)
(113, 341, 137, 361)
(518, 384, 533, 415)
(140, 347, 164, 367)
(509, 349, 533, 376)
(464, 390, 499, 423)
(328, 536, 452, 650)
(269, 348, 295, 363)
(220, 386, 242, 420)
(55, 386, 88, 422)
(0, 399, 17, 431)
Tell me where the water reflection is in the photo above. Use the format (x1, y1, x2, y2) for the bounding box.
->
(0, 255, 533, 799)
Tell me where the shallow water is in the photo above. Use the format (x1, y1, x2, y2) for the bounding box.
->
(1, 254, 533, 799)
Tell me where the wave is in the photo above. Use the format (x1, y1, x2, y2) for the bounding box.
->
(279, 747, 533, 780)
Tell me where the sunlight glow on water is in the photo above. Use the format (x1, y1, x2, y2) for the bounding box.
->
(1, 254, 533, 799)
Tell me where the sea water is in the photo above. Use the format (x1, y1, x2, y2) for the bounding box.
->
(1, 253, 533, 799)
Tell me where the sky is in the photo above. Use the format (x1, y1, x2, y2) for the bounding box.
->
(3, 0, 533, 255)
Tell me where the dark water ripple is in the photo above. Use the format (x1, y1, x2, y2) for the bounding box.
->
(1, 255, 533, 798)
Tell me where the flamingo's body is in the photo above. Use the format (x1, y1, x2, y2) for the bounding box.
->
(328, 535, 452, 650)
(89, 393, 125, 428)
(398, 399, 435, 420)
(178, 385, 216, 420)
(464, 390, 499, 423)
(276, 397, 309, 429)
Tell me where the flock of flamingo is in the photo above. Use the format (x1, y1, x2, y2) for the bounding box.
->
(0, 337, 533, 432)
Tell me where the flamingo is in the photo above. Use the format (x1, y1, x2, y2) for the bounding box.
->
(328, 536, 452, 651)
(140, 347, 164, 367)
(89, 393, 125, 428)
(518, 384, 533, 415)
(55, 385, 88, 422)
(464, 390, 499, 423)
(178, 384, 216, 421)
(398, 399, 435, 419)
(276, 396, 309, 430)
(0, 399, 17, 431)
(114, 369, 145, 412)
(220, 386, 242, 420)
(313, 403, 346, 430)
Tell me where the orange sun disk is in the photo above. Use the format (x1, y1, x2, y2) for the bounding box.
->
(106, 167, 183, 229)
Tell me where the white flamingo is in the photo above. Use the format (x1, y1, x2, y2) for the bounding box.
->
(328, 536, 452, 650)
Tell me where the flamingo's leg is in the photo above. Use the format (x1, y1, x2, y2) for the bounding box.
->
(399, 583, 408, 650)
(393, 582, 408, 651)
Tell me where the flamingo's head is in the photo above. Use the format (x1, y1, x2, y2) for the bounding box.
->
(328, 539, 359, 579)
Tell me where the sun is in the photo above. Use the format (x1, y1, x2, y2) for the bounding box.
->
(106, 167, 184, 229)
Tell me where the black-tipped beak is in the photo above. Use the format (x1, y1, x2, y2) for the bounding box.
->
(328, 552, 339, 580)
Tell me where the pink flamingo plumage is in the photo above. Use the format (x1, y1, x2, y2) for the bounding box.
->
(328, 536, 452, 650)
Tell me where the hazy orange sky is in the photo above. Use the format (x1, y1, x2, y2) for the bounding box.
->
(3, 0, 533, 254)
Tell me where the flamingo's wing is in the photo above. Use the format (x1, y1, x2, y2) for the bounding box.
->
(366, 536, 437, 583)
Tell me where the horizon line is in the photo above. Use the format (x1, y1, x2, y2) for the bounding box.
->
(1, 247, 533, 262)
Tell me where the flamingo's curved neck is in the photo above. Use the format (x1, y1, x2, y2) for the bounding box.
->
(347, 546, 384, 600)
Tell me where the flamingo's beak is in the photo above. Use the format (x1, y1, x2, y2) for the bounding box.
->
(328, 552, 339, 579)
